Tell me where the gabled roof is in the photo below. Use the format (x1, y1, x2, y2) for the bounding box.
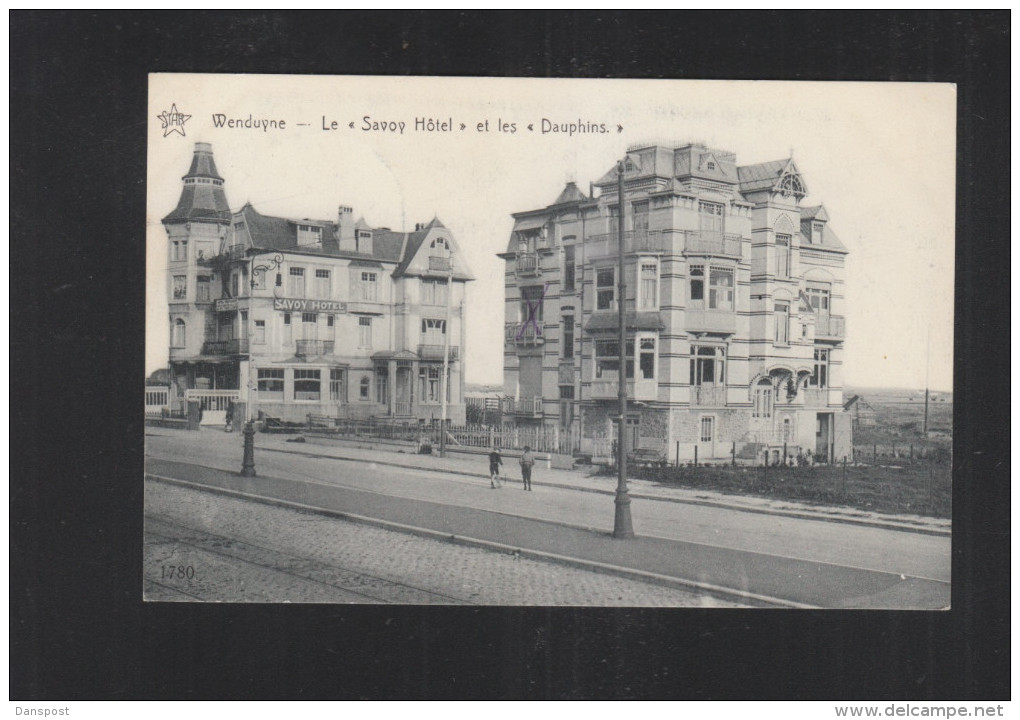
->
(801, 205, 830, 222)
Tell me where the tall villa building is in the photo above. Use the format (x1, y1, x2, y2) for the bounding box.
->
(163, 142, 472, 425)
(500, 144, 852, 463)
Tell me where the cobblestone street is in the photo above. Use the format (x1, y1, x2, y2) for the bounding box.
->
(145, 479, 742, 606)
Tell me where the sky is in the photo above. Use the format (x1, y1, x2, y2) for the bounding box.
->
(147, 75, 956, 392)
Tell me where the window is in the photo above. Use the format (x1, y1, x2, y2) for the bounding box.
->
(559, 388, 575, 428)
(218, 313, 234, 341)
(231, 271, 240, 298)
(330, 369, 346, 402)
(753, 381, 773, 419)
(639, 337, 656, 380)
(632, 201, 649, 232)
(775, 302, 790, 345)
(562, 245, 576, 292)
(709, 268, 734, 310)
(171, 240, 187, 262)
(315, 269, 331, 298)
(640, 262, 658, 310)
(812, 222, 824, 242)
(359, 377, 370, 400)
(358, 317, 372, 347)
(811, 348, 830, 388)
(699, 201, 724, 233)
(421, 318, 447, 345)
(257, 368, 284, 397)
(690, 265, 704, 304)
(561, 314, 574, 360)
(375, 367, 388, 405)
(171, 318, 186, 347)
(240, 311, 248, 340)
(253, 319, 266, 344)
(288, 267, 305, 297)
(806, 286, 830, 315)
(358, 271, 378, 301)
(196, 276, 211, 302)
(609, 206, 619, 235)
(172, 275, 187, 300)
(302, 312, 317, 340)
(689, 346, 725, 387)
(559, 385, 575, 400)
(596, 267, 615, 310)
(706, 161, 716, 171)
(700, 416, 714, 443)
(520, 285, 545, 324)
(419, 366, 443, 402)
(776, 234, 791, 278)
(595, 338, 634, 379)
(293, 369, 321, 401)
(422, 278, 448, 305)
(283, 312, 292, 345)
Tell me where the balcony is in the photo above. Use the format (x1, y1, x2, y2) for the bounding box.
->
(393, 400, 413, 417)
(683, 230, 743, 257)
(296, 339, 335, 357)
(690, 385, 727, 407)
(417, 344, 460, 361)
(802, 388, 829, 407)
(227, 244, 247, 261)
(814, 315, 845, 340)
(589, 375, 657, 402)
(202, 338, 249, 355)
(504, 396, 543, 417)
(505, 321, 544, 346)
(685, 308, 737, 334)
(586, 230, 672, 259)
(428, 256, 452, 272)
(515, 252, 542, 277)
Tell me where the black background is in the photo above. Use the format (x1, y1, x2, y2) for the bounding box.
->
(10, 11, 1010, 700)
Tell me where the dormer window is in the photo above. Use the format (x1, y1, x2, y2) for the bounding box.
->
(297, 224, 322, 246)
(812, 222, 824, 242)
(707, 161, 716, 170)
(356, 230, 373, 254)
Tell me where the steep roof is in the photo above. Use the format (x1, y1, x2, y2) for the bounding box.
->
(163, 143, 231, 223)
(736, 159, 789, 193)
(552, 181, 588, 206)
(800, 205, 830, 221)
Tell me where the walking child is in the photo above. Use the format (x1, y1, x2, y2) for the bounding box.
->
(488, 448, 503, 489)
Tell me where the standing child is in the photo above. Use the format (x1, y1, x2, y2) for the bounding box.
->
(488, 448, 503, 489)
(519, 445, 535, 491)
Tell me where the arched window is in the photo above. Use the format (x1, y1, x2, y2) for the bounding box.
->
(171, 318, 186, 347)
(359, 376, 371, 400)
(753, 379, 773, 419)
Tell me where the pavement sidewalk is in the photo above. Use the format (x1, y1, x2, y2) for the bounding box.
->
(174, 427, 949, 536)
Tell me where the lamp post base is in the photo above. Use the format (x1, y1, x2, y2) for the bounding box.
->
(240, 421, 257, 477)
(613, 491, 635, 539)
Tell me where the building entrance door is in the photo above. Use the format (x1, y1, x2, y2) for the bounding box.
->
(815, 412, 833, 462)
(698, 415, 716, 460)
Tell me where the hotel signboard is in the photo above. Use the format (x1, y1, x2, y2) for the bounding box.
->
(273, 298, 348, 313)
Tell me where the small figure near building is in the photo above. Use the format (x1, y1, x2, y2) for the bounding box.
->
(488, 448, 503, 489)
(225, 400, 235, 433)
(520, 446, 535, 491)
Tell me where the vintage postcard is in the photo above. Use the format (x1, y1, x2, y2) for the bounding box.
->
(145, 74, 954, 607)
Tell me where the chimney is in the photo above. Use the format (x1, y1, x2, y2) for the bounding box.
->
(337, 205, 356, 251)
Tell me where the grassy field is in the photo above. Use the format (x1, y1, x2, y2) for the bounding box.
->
(620, 459, 950, 518)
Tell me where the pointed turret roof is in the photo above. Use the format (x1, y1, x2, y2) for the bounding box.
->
(551, 181, 588, 206)
(162, 142, 231, 224)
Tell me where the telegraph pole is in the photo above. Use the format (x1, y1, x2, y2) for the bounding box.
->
(613, 160, 635, 539)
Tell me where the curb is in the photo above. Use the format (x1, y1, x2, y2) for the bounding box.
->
(259, 444, 951, 538)
(146, 472, 809, 609)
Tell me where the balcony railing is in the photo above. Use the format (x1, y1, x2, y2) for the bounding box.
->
(227, 244, 247, 260)
(428, 255, 452, 272)
(296, 339, 335, 357)
(515, 252, 541, 277)
(505, 322, 544, 346)
(588, 375, 657, 402)
(202, 338, 249, 355)
(585, 230, 743, 259)
(417, 344, 460, 361)
(504, 396, 543, 417)
(815, 315, 845, 339)
(690, 385, 727, 407)
(802, 388, 829, 407)
(393, 401, 413, 417)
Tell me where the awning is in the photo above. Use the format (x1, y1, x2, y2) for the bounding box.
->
(512, 215, 549, 233)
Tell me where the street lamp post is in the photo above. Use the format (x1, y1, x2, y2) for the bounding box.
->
(439, 250, 454, 458)
(241, 252, 282, 477)
(613, 160, 635, 539)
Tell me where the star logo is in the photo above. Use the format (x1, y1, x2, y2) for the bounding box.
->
(157, 103, 191, 137)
